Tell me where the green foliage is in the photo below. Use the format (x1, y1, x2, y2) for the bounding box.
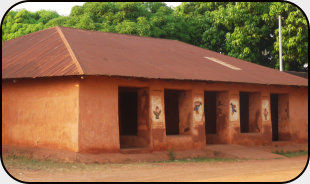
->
(268, 3, 308, 71)
(2, 9, 59, 40)
(273, 150, 308, 158)
(4, 153, 242, 172)
(2, 2, 308, 71)
(157, 156, 244, 163)
(167, 150, 177, 161)
(36, 10, 60, 24)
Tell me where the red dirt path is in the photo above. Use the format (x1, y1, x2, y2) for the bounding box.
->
(6, 155, 308, 182)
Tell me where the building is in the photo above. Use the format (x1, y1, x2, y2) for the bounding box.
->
(285, 71, 308, 79)
(2, 27, 308, 154)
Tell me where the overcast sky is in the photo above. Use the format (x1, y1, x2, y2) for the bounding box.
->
(11, 2, 182, 16)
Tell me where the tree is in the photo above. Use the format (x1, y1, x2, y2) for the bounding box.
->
(2, 9, 59, 41)
(265, 2, 308, 71)
(36, 10, 60, 24)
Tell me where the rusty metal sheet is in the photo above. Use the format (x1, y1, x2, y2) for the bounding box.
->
(2, 27, 81, 79)
(2, 26, 308, 86)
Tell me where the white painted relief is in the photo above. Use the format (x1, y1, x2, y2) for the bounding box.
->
(193, 97, 203, 123)
(151, 96, 164, 123)
(262, 99, 270, 121)
(229, 99, 239, 121)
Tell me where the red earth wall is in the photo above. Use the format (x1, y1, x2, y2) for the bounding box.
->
(2, 76, 308, 153)
(2, 78, 79, 152)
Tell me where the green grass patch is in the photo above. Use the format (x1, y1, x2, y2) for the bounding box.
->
(273, 150, 308, 158)
(3, 154, 108, 172)
(167, 150, 177, 161)
(163, 150, 244, 163)
(3, 153, 245, 172)
(155, 157, 245, 163)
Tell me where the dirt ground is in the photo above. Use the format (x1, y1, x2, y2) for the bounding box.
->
(4, 155, 308, 182)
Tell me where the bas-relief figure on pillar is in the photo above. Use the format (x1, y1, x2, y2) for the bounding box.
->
(151, 95, 164, 128)
(262, 99, 270, 121)
(193, 97, 203, 124)
(229, 99, 239, 121)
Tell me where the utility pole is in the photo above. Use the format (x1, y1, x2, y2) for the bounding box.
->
(279, 15, 283, 71)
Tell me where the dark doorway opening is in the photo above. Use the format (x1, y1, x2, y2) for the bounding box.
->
(205, 92, 217, 134)
(270, 94, 279, 141)
(165, 90, 180, 135)
(118, 87, 150, 149)
(119, 87, 138, 136)
(240, 92, 250, 133)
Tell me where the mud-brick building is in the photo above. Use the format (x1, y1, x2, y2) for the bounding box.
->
(2, 27, 308, 154)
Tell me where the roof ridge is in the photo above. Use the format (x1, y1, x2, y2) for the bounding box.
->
(58, 26, 179, 42)
(55, 26, 84, 74)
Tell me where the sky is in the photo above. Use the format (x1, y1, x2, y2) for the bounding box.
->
(11, 2, 182, 16)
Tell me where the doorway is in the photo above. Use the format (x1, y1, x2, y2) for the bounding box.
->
(240, 92, 250, 133)
(118, 87, 150, 148)
(239, 92, 261, 133)
(164, 89, 192, 135)
(119, 87, 138, 136)
(270, 94, 279, 141)
(205, 92, 217, 134)
(165, 90, 180, 135)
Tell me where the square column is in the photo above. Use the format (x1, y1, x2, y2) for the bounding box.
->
(149, 87, 167, 151)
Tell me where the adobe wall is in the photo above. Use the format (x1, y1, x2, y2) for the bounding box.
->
(78, 77, 120, 153)
(136, 88, 151, 147)
(77, 76, 207, 152)
(270, 86, 308, 142)
(248, 92, 261, 133)
(205, 91, 229, 144)
(2, 78, 79, 152)
(228, 86, 270, 146)
(77, 76, 307, 153)
(3, 76, 307, 154)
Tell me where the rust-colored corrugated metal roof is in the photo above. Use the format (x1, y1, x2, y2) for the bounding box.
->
(2, 26, 308, 86)
(2, 27, 81, 78)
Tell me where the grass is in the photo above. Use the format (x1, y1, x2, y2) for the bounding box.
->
(5, 149, 307, 172)
(165, 150, 244, 163)
(167, 150, 177, 161)
(273, 150, 308, 158)
(3, 154, 108, 172)
(155, 157, 245, 163)
(3, 153, 245, 172)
